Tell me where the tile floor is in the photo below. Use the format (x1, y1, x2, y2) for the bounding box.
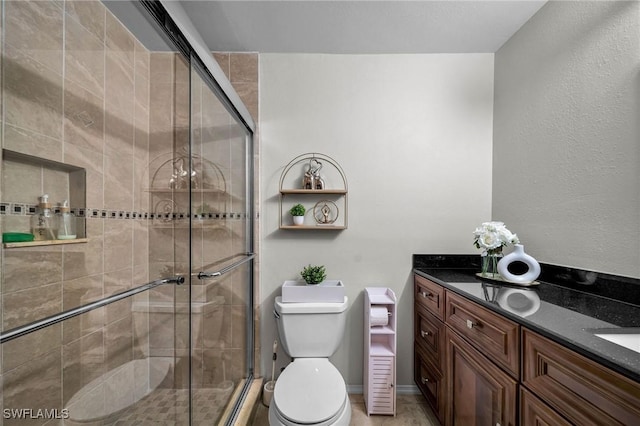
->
(251, 393, 440, 426)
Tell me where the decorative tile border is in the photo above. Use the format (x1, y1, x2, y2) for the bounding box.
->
(0, 203, 247, 220)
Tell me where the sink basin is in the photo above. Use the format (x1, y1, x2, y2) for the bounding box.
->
(281, 280, 344, 303)
(590, 328, 640, 354)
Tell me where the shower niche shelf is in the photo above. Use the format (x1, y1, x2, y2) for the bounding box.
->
(279, 153, 348, 230)
(1, 149, 87, 247)
(4, 238, 88, 249)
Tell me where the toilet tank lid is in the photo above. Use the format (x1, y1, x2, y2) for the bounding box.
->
(275, 296, 348, 314)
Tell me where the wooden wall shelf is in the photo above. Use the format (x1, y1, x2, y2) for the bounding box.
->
(278, 153, 348, 230)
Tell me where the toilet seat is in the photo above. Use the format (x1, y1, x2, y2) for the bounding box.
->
(273, 358, 346, 424)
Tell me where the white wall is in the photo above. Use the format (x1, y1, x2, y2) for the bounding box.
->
(493, 1, 640, 278)
(259, 54, 494, 387)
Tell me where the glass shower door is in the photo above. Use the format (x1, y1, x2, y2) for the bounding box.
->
(189, 59, 254, 423)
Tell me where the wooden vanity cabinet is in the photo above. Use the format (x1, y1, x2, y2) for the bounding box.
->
(413, 273, 640, 426)
(414, 275, 518, 425)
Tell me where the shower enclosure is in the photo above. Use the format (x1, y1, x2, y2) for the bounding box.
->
(0, 0, 256, 424)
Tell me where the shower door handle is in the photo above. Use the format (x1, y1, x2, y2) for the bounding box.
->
(197, 253, 255, 279)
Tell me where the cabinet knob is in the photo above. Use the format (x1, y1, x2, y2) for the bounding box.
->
(466, 319, 477, 329)
(421, 377, 430, 384)
(420, 330, 431, 338)
(420, 291, 433, 299)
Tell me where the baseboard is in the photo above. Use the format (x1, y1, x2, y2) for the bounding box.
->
(347, 384, 419, 395)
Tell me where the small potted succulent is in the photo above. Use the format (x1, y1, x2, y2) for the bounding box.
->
(300, 264, 326, 285)
(289, 203, 306, 226)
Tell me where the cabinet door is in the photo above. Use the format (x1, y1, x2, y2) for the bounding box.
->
(446, 328, 517, 426)
(520, 388, 571, 426)
(367, 356, 395, 415)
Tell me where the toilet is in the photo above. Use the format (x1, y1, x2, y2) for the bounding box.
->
(269, 296, 351, 426)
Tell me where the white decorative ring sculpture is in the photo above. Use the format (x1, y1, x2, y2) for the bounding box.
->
(497, 244, 540, 283)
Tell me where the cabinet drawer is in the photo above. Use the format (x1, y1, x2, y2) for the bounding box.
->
(445, 290, 519, 377)
(522, 329, 640, 425)
(415, 303, 446, 370)
(415, 344, 445, 424)
(520, 387, 571, 426)
(415, 275, 445, 320)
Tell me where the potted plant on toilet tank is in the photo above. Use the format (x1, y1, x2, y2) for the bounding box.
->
(281, 264, 345, 303)
(300, 264, 326, 284)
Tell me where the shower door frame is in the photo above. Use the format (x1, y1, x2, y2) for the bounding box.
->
(140, 1, 256, 424)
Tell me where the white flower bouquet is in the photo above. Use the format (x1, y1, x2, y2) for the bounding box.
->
(473, 221, 519, 255)
(473, 221, 520, 277)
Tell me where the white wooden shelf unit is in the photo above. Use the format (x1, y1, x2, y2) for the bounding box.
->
(364, 287, 397, 416)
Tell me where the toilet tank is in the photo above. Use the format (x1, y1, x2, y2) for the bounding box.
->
(274, 296, 348, 358)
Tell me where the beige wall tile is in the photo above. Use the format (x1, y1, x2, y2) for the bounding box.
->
(230, 53, 258, 84)
(4, 45, 63, 139)
(65, 0, 105, 42)
(43, 169, 69, 207)
(105, 59, 134, 160)
(104, 268, 132, 325)
(3, 282, 61, 329)
(65, 12, 104, 97)
(3, 349, 63, 420)
(62, 330, 104, 405)
(1, 160, 41, 204)
(132, 220, 148, 269)
(62, 275, 103, 344)
(3, 124, 63, 163)
(106, 12, 134, 69)
(62, 144, 104, 209)
(62, 220, 103, 281)
(5, 0, 63, 74)
(3, 246, 63, 293)
(233, 82, 258, 122)
(104, 220, 133, 272)
(104, 153, 133, 212)
(212, 52, 230, 80)
(64, 78, 105, 154)
(2, 325, 61, 374)
(105, 315, 133, 371)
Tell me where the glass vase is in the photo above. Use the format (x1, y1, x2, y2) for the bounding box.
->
(481, 250, 503, 278)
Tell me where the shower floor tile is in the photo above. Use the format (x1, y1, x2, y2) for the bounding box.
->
(113, 387, 234, 425)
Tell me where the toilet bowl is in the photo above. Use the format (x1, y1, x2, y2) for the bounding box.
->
(268, 359, 351, 426)
(270, 296, 350, 425)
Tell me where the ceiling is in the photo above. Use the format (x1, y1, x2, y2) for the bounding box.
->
(180, 0, 548, 54)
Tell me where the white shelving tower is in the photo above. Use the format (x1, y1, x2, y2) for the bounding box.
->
(363, 287, 397, 416)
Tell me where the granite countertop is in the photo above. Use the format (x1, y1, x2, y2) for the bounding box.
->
(413, 255, 640, 383)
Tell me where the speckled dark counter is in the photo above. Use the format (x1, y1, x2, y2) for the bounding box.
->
(413, 254, 640, 383)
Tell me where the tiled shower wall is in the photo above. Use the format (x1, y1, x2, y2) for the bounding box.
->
(0, 0, 152, 422)
(0, 0, 259, 422)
